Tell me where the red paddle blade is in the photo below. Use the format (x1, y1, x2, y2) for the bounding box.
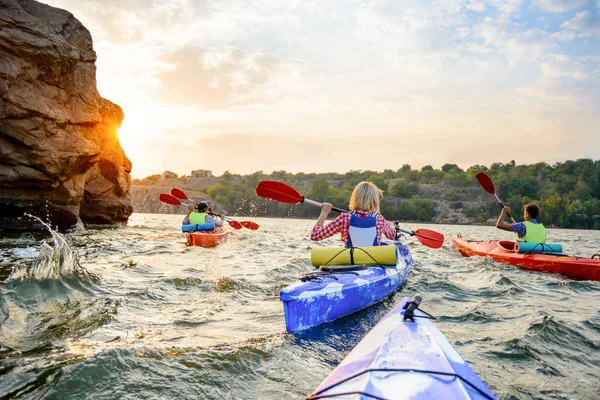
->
(475, 172, 495, 195)
(256, 181, 303, 204)
(227, 220, 243, 230)
(160, 193, 182, 205)
(413, 229, 445, 249)
(171, 188, 187, 200)
(241, 221, 260, 230)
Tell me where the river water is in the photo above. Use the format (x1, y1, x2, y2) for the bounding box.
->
(0, 214, 599, 399)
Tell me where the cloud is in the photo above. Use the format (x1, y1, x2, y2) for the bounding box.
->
(352, 0, 469, 74)
(488, 0, 523, 19)
(474, 18, 556, 62)
(539, 57, 589, 80)
(467, 1, 486, 12)
(532, 0, 587, 13)
(553, 11, 600, 40)
(153, 47, 283, 108)
(516, 54, 599, 113)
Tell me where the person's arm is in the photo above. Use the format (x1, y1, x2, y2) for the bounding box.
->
(496, 206, 514, 232)
(205, 214, 223, 227)
(182, 203, 196, 225)
(380, 216, 397, 240)
(315, 203, 332, 227)
(311, 204, 346, 241)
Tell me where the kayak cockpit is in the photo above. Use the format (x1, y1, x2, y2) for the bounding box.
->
(497, 240, 517, 253)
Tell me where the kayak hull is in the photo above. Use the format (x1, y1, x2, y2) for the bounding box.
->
(186, 228, 227, 247)
(280, 241, 413, 333)
(452, 236, 600, 281)
(308, 297, 496, 400)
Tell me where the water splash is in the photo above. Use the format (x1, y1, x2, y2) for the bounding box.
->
(8, 214, 95, 281)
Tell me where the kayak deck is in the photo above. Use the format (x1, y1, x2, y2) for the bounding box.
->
(452, 236, 600, 281)
(280, 241, 413, 333)
(308, 297, 495, 400)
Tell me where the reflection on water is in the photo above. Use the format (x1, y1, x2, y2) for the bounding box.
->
(0, 214, 599, 399)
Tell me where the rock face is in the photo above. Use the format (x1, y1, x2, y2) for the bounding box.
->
(0, 0, 132, 231)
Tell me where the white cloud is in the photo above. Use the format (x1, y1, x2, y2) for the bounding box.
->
(539, 62, 588, 81)
(488, 0, 523, 19)
(554, 11, 600, 39)
(352, 0, 470, 74)
(467, 1, 486, 12)
(474, 18, 556, 62)
(515, 54, 599, 117)
(532, 0, 587, 13)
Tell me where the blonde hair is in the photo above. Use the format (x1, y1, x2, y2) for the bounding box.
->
(349, 181, 382, 212)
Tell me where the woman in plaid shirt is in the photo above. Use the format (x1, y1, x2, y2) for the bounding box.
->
(311, 181, 397, 248)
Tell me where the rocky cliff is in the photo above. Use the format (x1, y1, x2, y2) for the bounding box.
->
(0, 0, 132, 231)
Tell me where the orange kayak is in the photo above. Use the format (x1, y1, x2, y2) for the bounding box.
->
(186, 227, 227, 247)
(452, 236, 600, 281)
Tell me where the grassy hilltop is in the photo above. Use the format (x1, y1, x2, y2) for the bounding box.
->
(132, 159, 600, 229)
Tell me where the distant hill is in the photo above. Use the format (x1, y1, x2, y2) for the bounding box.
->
(132, 177, 223, 214)
(131, 159, 600, 229)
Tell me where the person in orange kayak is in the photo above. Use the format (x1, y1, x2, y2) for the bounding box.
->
(310, 181, 397, 247)
(182, 201, 223, 227)
(496, 203, 546, 243)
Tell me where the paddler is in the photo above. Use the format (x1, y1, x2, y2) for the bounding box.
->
(496, 203, 546, 243)
(310, 181, 397, 247)
(182, 201, 223, 228)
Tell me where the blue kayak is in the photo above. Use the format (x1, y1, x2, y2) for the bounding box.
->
(308, 296, 496, 400)
(280, 241, 413, 333)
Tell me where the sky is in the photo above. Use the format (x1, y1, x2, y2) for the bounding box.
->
(41, 0, 600, 178)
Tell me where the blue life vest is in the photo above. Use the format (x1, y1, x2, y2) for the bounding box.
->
(347, 211, 378, 248)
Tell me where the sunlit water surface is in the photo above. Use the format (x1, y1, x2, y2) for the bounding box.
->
(0, 214, 599, 399)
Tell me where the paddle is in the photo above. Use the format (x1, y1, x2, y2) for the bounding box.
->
(475, 172, 516, 223)
(160, 193, 243, 229)
(255, 180, 444, 249)
(169, 189, 260, 230)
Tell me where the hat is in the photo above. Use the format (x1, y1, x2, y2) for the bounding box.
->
(196, 201, 209, 210)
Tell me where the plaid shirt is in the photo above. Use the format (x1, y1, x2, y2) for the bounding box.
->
(310, 210, 396, 246)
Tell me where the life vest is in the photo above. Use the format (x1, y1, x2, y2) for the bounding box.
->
(519, 221, 546, 243)
(347, 211, 378, 248)
(189, 212, 209, 225)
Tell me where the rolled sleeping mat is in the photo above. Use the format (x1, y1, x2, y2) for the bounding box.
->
(515, 242, 563, 254)
(311, 245, 397, 266)
(182, 223, 215, 233)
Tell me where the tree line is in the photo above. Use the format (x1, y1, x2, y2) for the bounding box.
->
(166, 159, 600, 229)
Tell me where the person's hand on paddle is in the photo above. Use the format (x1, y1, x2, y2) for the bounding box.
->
(315, 202, 333, 226)
(496, 206, 514, 232)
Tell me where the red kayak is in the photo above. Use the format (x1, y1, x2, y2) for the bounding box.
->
(186, 228, 227, 247)
(452, 236, 600, 281)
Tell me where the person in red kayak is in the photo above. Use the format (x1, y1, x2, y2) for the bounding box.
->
(496, 203, 546, 243)
(310, 181, 397, 247)
(182, 201, 223, 228)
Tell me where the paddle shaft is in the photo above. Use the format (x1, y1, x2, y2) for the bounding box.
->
(494, 194, 516, 223)
(302, 198, 421, 237)
(303, 198, 345, 213)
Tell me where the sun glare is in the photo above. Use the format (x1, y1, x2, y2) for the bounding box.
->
(116, 106, 162, 151)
